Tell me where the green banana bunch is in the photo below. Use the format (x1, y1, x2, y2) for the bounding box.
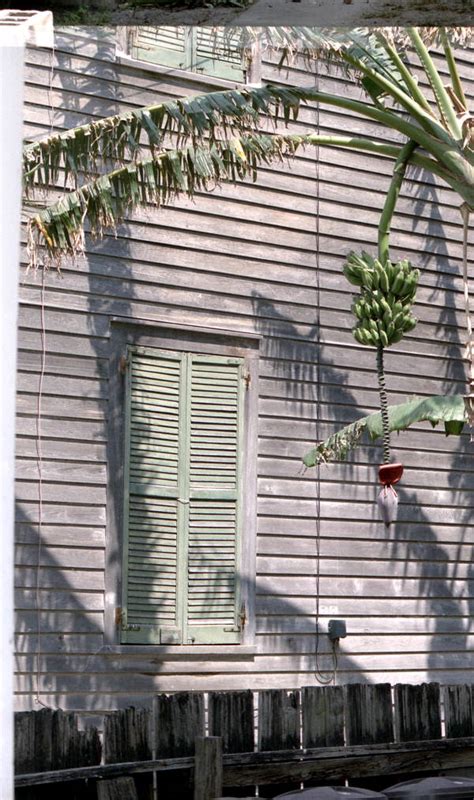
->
(344, 251, 419, 349)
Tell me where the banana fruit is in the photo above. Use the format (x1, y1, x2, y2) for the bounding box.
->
(344, 251, 419, 349)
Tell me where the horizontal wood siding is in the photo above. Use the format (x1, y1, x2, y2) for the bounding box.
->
(15, 27, 474, 711)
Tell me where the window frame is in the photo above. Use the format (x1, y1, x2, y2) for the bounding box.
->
(104, 319, 259, 656)
(115, 27, 262, 88)
(128, 27, 246, 83)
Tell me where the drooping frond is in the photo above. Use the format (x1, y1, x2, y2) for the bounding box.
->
(26, 132, 308, 267)
(231, 27, 472, 117)
(23, 84, 311, 193)
(228, 26, 407, 91)
(23, 26, 474, 269)
(231, 26, 474, 60)
(382, 26, 474, 51)
(24, 75, 461, 200)
(303, 395, 467, 467)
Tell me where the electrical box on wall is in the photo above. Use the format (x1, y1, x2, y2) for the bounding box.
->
(328, 619, 347, 641)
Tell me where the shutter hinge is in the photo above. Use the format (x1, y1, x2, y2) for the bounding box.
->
(239, 602, 247, 631)
(116, 608, 140, 631)
(243, 372, 251, 390)
(225, 603, 247, 633)
(119, 355, 129, 374)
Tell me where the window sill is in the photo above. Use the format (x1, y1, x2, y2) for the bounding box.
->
(116, 53, 245, 90)
(102, 644, 256, 660)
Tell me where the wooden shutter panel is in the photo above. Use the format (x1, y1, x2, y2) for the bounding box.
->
(122, 348, 185, 644)
(122, 349, 245, 646)
(185, 355, 245, 644)
(194, 30, 245, 82)
(130, 27, 189, 69)
(130, 27, 244, 82)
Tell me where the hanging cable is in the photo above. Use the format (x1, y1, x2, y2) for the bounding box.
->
(461, 203, 474, 441)
(460, 203, 473, 383)
(34, 40, 55, 708)
(34, 270, 48, 708)
(314, 58, 337, 685)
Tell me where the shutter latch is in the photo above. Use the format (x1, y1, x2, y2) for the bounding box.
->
(225, 603, 247, 633)
(238, 602, 247, 630)
(119, 355, 129, 374)
(243, 372, 251, 390)
(118, 608, 141, 631)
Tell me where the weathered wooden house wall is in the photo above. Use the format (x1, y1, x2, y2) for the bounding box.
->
(15, 27, 474, 714)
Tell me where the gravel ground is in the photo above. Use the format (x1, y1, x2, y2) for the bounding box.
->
(107, 0, 473, 26)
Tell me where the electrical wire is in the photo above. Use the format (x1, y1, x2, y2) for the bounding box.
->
(34, 269, 48, 708)
(313, 58, 337, 686)
(460, 203, 473, 383)
(33, 40, 55, 708)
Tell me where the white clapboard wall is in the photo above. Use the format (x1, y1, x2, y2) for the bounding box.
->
(14, 26, 474, 712)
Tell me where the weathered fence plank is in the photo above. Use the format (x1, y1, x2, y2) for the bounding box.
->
(15, 708, 101, 800)
(209, 690, 254, 797)
(15, 708, 53, 774)
(52, 710, 102, 770)
(15, 684, 474, 798)
(103, 707, 151, 764)
(443, 685, 473, 738)
(15, 710, 40, 774)
(208, 690, 255, 753)
(154, 692, 205, 800)
(154, 692, 205, 757)
(345, 684, 393, 746)
(222, 738, 474, 787)
(258, 689, 300, 797)
(103, 707, 151, 800)
(193, 737, 223, 800)
(258, 689, 300, 751)
(302, 685, 345, 748)
(15, 756, 195, 787)
(96, 777, 138, 800)
(15, 737, 474, 789)
(394, 683, 442, 742)
(301, 684, 344, 791)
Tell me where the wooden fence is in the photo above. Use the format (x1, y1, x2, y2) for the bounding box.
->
(15, 683, 474, 799)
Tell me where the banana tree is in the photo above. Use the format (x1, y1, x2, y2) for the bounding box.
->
(25, 27, 474, 256)
(23, 26, 473, 495)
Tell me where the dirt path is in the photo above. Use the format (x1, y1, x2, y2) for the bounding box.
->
(108, 0, 473, 26)
(236, 0, 471, 26)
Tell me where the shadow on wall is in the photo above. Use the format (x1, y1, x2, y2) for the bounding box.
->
(15, 497, 369, 711)
(16, 28, 123, 713)
(251, 269, 473, 684)
(14, 501, 105, 710)
(17, 30, 473, 715)
(404, 164, 474, 678)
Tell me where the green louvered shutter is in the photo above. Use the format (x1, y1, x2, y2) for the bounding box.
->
(122, 347, 186, 644)
(122, 348, 245, 645)
(185, 355, 245, 644)
(130, 27, 244, 81)
(194, 30, 245, 81)
(130, 27, 189, 69)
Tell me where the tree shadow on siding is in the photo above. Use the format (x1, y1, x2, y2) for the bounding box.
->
(14, 502, 104, 713)
(251, 284, 474, 684)
(402, 168, 474, 679)
(18, 32, 126, 715)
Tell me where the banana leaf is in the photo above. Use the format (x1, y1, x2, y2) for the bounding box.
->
(303, 394, 467, 467)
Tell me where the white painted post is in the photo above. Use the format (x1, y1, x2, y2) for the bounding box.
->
(0, 13, 53, 798)
(0, 30, 25, 800)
